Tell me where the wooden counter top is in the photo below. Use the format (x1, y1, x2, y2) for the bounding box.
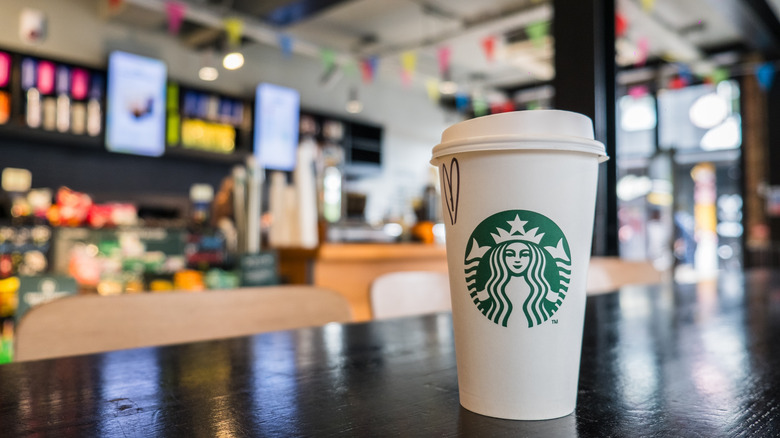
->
(311, 243, 449, 321)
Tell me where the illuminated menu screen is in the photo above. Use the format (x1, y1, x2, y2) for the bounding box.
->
(106, 51, 167, 157)
(254, 83, 300, 171)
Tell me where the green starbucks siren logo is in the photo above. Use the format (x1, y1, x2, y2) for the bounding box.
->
(464, 210, 572, 328)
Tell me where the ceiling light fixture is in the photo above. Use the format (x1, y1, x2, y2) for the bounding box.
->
(346, 87, 362, 114)
(198, 66, 218, 81)
(223, 52, 244, 70)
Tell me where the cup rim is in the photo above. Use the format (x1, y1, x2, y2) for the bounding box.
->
(431, 134, 609, 164)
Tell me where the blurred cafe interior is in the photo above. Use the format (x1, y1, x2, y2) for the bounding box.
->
(1, 0, 780, 366)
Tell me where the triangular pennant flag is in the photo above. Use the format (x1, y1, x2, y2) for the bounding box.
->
(616, 12, 628, 38)
(320, 49, 336, 72)
(756, 62, 776, 91)
(401, 52, 417, 87)
(677, 63, 693, 84)
(636, 37, 649, 66)
(224, 18, 244, 47)
(426, 78, 440, 103)
(437, 46, 450, 76)
(526, 21, 549, 49)
(401, 51, 417, 76)
(481, 36, 496, 62)
(165, 1, 187, 35)
(369, 56, 379, 81)
(360, 58, 373, 84)
(278, 34, 294, 58)
(401, 70, 413, 87)
(641, 0, 655, 12)
(710, 68, 729, 85)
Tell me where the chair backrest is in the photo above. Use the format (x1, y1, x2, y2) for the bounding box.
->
(370, 271, 451, 320)
(15, 285, 352, 362)
(587, 257, 664, 295)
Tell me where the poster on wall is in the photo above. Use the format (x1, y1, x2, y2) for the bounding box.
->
(253, 83, 300, 171)
(105, 51, 167, 157)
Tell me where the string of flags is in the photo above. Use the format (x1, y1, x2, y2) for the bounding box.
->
(615, 2, 776, 94)
(147, 0, 778, 118)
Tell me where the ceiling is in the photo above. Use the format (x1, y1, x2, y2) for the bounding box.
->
(114, 0, 780, 95)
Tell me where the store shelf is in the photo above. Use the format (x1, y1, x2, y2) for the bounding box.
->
(164, 146, 250, 164)
(0, 123, 103, 150)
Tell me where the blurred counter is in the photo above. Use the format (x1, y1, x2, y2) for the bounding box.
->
(279, 243, 448, 321)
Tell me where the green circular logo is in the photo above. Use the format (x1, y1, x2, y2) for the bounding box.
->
(464, 210, 571, 328)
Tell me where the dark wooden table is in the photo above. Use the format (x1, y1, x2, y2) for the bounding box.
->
(2, 270, 780, 437)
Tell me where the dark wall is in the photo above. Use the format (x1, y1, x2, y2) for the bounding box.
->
(1, 138, 234, 210)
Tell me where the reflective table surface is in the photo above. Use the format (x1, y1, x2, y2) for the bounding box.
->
(2, 270, 779, 437)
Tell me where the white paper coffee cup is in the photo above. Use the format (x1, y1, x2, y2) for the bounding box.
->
(431, 110, 607, 420)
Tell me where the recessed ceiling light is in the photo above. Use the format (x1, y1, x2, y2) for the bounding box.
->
(223, 52, 244, 70)
(198, 66, 218, 81)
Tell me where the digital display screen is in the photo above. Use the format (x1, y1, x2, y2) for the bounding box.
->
(254, 83, 300, 171)
(106, 51, 167, 157)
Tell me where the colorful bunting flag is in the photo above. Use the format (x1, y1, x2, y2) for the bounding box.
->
(641, 0, 655, 12)
(526, 21, 549, 49)
(320, 49, 336, 72)
(401, 51, 417, 86)
(165, 1, 187, 35)
(756, 62, 776, 91)
(425, 78, 440, 103)
(677, 63, 693, 84)
(710, 68, 729, 85)
(636, 37, 649, 66)
(360, 58, 374, 84)
(224, 18, 244, 47)
(278, 34, 294, 58)
(615, 12, 628, 38)
(437, 46, 451, 77)
(481, 36, 496, 62)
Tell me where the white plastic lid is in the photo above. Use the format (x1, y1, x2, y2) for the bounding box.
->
(432, 110, 608, 163)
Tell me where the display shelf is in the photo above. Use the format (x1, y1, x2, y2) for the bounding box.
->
(164, 146, 250, 164)
(0, 123, 103, 150)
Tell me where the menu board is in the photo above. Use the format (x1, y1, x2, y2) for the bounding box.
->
(105, 51, 167, 157)
(254, 83, 300, 171)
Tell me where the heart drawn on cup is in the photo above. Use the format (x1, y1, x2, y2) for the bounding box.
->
(441, 158, 460, 225)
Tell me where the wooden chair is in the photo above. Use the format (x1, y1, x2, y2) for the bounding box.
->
(370, 271, 451, 320)
(15, 285, 352, 362)
(586, 257, 665, 295)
